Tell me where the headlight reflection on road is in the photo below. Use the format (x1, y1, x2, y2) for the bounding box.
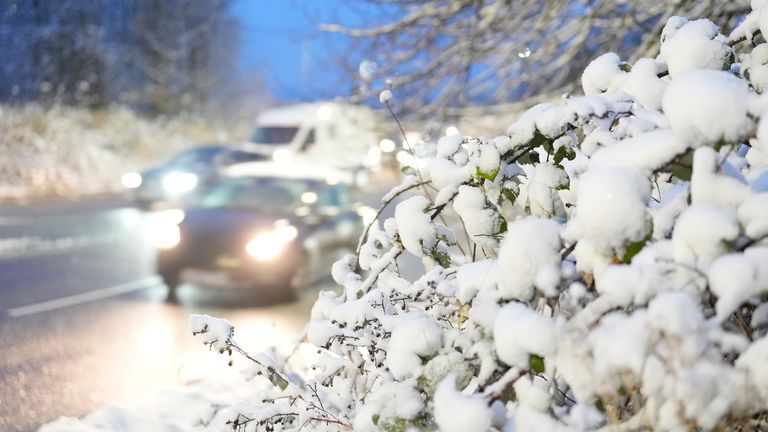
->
(245, 221, 298, 261)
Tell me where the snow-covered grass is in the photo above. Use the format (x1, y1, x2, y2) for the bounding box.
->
(41, 6, 768, 432)
(0, 104, 242, 199)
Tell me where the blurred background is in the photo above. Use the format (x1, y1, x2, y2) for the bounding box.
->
(0, 0, 750, 430)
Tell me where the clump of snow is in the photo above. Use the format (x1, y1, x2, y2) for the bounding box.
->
(453, 185, 503, 249)
(386, 311, 443, 378)
(582, 52, 627, 95)
(498, 217, 561, 300)
(494, 301, 556, 368)
(672, 204, 740, 265)
(506, 103, 569, 150)
(433, 374, 491, 432)
(590, 130, 687, 174)
(621, 58, 668, 110)
(743, 44, 768, 93)
(379, 89, 393, 104)
(663, 69, 754, 147)
(708, 253, 761, 321)
(394, 196, 437, 257)
(189, 314, 233, 352)
(565, 167, 650, 264)
(659, 18, 733, 77)
(456, 259, 497, 303)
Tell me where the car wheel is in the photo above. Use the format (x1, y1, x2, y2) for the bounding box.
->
(161, 271, 180, 302)
(288, 260, 311, 300)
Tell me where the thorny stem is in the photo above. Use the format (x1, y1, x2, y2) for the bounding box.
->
(560, 242, 577, 261)
(727, 30, 761, 47)
(384, 99, 433, 200)
(227, 340, 290, 390)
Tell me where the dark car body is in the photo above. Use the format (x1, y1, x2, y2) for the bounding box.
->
(153, 163, 363, 301)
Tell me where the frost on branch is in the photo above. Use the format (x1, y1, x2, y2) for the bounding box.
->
(192, 10, 768, 432)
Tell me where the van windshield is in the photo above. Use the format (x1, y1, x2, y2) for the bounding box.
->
(251, 126, 299, 144)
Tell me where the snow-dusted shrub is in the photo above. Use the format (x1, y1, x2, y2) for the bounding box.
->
(0, 104, 239, 198)
(192, 9, 768, 432)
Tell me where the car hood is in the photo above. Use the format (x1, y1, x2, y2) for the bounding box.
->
(180, 207, 305, 240)
(142, 165, 217, 180)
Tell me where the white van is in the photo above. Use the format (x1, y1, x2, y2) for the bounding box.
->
(245, 102, 384, 171)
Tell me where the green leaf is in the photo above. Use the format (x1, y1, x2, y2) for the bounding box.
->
(669, 151, 694, 181)
(723, 50, 736, 71)
(622, 239, 646, 264)
(497, 216, 508, 235)
(432, 250, 451, 268)
(553, 146, 576, 166)
(595, 398, 606, 413)
(416, 375, 430, 391)
(619, 62, 632, 73)
(622, 226, 652, 264)
(529, 131, 549, 148)
(500, 188, 519, 205)
(401, 165, 417, 176)
(500, 384, 517, 403)
(381, 418, 407, 432)
(518, 151, 540, 165)
(713, 138, 727, 152)
(529, 354, 545, 374)
(372, 415, 381, 426)
(475, 166, 500, 182)
(555, 178, 571, 190)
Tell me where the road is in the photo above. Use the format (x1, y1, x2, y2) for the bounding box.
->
(0, 196, 342, 431)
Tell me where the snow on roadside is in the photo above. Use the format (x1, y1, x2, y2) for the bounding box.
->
(0, 104, 237, 200)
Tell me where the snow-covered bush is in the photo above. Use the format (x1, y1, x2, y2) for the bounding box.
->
(0, 104, 240, 198)
(192, 9, 768, 432)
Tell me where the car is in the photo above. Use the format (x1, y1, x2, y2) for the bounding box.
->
(121, 145, 268, 207)
(148, 161, 367, 302)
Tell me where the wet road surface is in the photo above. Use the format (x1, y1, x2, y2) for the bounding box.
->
(0, 197, 326, 431)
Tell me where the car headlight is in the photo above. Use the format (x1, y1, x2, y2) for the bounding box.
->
(162, 172, 198, 194)
(121, 172, 142, 189)
(148, 222, 181, 249)
(246, 221, 298, 261)
(147, 210, 184, 249)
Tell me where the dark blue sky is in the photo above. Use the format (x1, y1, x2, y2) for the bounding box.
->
(231, 1, 355, 102)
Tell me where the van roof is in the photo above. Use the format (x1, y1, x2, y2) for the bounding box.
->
(222, 161, 354, 184)
(256, 104, 317, 126)
(255, 102, 374, 126)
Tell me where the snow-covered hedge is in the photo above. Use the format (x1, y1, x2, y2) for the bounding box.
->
(0, 104, 237, 199)
(191, 10, 768, 432)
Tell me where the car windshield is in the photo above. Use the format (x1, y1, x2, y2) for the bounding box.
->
(216, 150, 269, 166)
(168, 147, 224, 167)
(251, 126, 299, 144)
(198, 177, 319, 213)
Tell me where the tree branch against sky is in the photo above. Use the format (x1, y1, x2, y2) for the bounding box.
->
(322, 0, 750, 118)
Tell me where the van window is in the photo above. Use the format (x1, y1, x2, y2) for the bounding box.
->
(251, 126, 299, 144)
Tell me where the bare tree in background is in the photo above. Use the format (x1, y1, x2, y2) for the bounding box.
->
(322, 0, 750, 118)
(0, 0, 252, 118)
